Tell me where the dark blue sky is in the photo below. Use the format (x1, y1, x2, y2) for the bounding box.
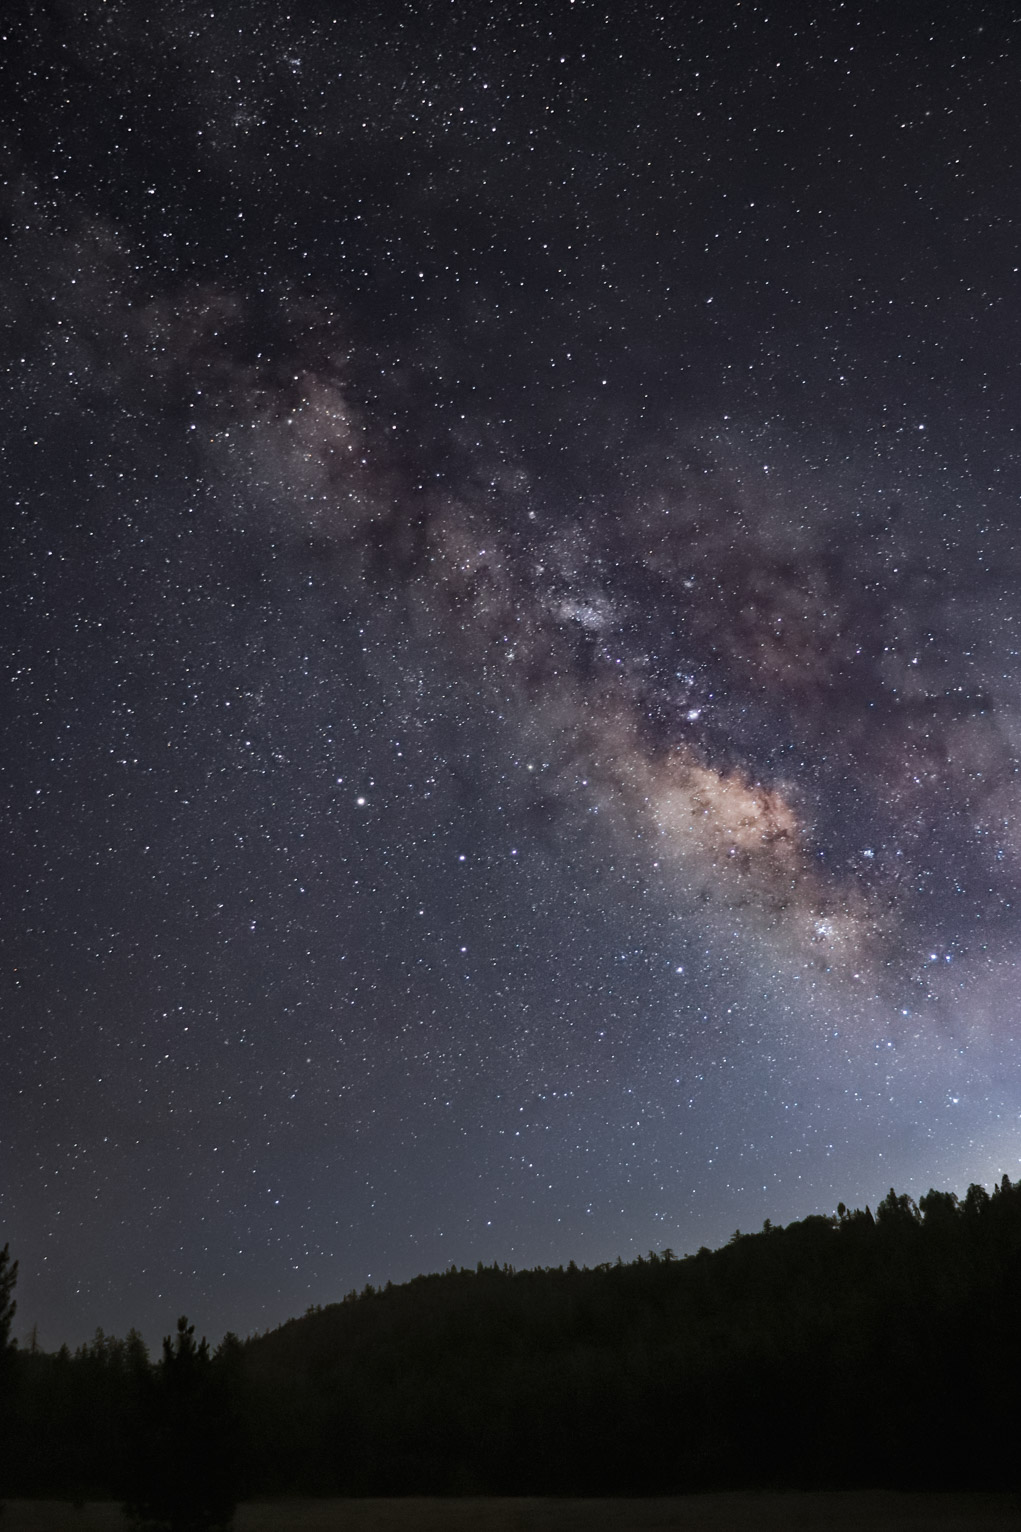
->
(3, 0, 1021, 1350)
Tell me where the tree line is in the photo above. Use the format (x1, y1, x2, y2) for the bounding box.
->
(3, 1176, 1021, 1521)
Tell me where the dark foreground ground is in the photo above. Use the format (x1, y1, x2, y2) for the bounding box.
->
(2, 1496, 1019, 1531)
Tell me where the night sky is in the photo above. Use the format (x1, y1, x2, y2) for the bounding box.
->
(4, 1, 1021, 1351)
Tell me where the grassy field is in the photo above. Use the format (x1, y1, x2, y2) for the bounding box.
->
(3, 1495, 1019, 1531)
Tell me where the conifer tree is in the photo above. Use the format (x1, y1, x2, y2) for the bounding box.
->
(123, 1316, 237, 1532)
(0, 1243, 16, 1353)
(0, 1243, 17, 1507)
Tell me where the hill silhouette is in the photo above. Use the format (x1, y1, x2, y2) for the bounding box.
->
(4, 1178, 1021, 1506)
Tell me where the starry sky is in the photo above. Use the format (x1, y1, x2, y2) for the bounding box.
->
(3, 0, 1021, 1351)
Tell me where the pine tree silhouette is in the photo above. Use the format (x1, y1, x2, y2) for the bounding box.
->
(123, 1316, 237, 1532)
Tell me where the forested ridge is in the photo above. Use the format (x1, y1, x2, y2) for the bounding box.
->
(4, 1178, 1021, 1506)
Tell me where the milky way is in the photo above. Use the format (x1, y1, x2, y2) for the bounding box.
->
(3, 1, 1021, 1348)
